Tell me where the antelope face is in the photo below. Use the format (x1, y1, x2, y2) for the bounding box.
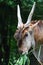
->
(14, 25, 33, 53)
(14, 2, 39, 54)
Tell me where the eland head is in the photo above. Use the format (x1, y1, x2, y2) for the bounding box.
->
(14, 2, 39, 54)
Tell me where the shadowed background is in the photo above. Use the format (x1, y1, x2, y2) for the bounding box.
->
(0, 0, 43, 65)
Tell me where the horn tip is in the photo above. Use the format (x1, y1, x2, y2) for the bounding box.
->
(34, 2, 36, 5)
(17, 4, 20, 8)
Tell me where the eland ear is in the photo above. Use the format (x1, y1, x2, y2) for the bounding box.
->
(31, 21, 40, 29)
(25, 2, 36, 27)
(17, 5, 23, 29)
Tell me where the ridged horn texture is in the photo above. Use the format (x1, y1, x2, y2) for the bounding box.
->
(25, 2, 36, 27)
(17, 5, 23, 29)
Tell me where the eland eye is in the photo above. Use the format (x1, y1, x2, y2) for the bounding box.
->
(25, 33, 28, 37)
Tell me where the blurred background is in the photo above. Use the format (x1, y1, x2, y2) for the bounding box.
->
(0, 0, 43, 65)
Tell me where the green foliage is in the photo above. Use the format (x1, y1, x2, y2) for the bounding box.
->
(0, 0, 16, 8)
(9, 54, 30, 65)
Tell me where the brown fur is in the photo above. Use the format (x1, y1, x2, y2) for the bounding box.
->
(31, 20, 43, 43)
(20, 20, 43, 44)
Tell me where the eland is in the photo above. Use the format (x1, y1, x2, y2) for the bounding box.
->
(14, 2, 43, 65)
